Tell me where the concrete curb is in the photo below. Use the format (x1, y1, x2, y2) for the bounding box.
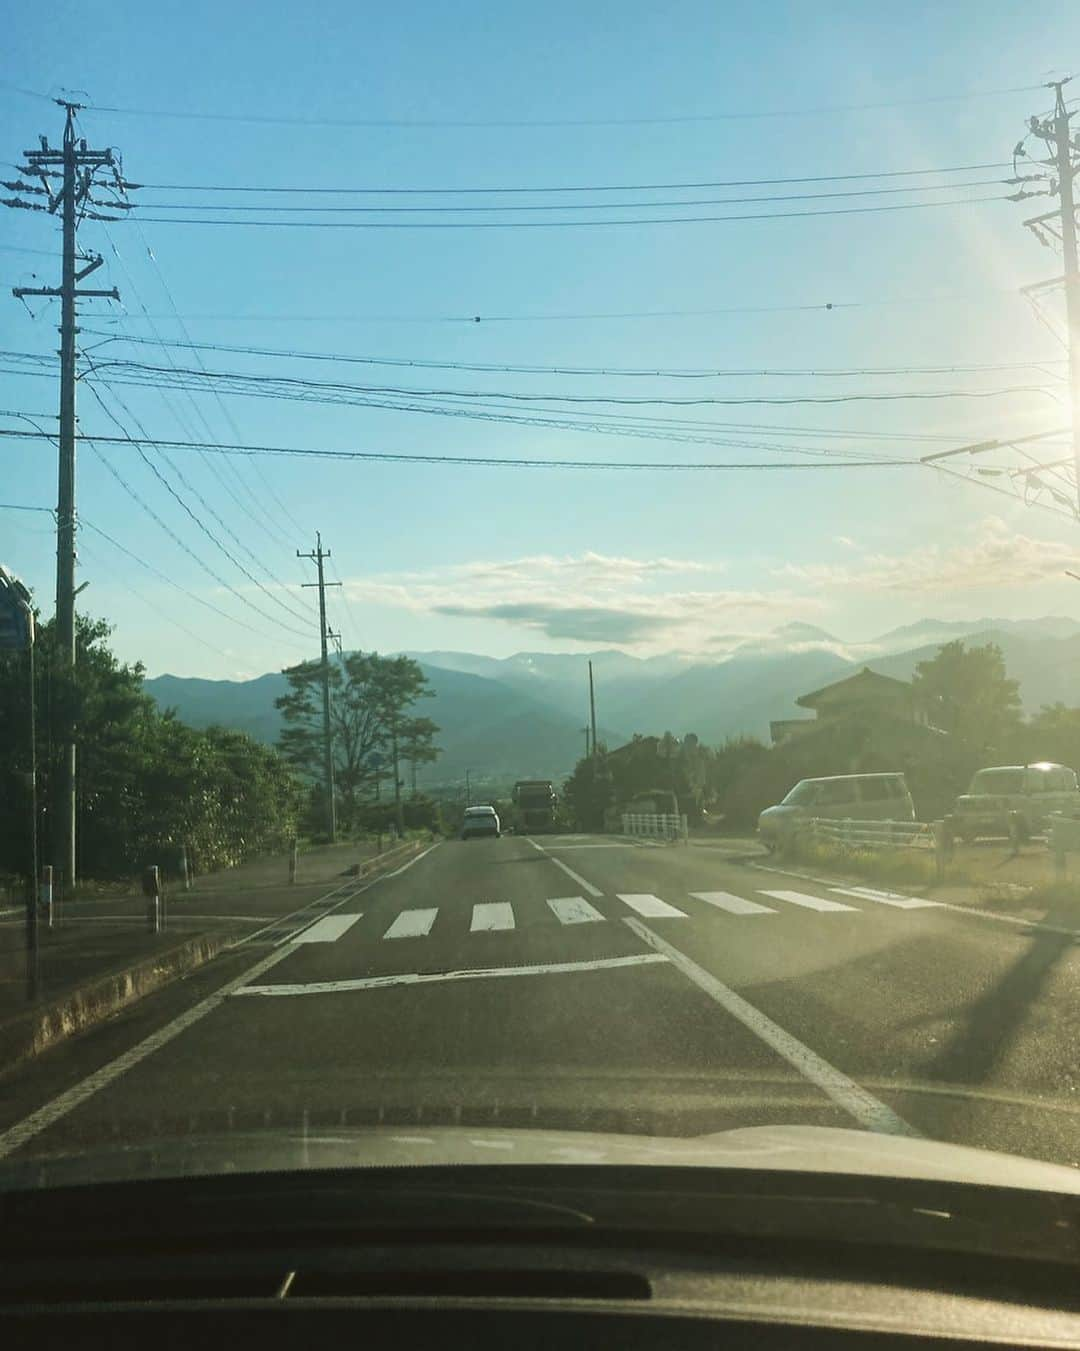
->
(0, 836, 431, 1073)
(0, 933, 226, 1076)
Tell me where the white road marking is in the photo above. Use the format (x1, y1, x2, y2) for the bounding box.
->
(617, 893, 687, 919)
(690, 891, 776, 916)
(291, 913, 363, 944)
(525, 837, 546, 852)
(384, 908, 439, 939)
(0, 941, 297, 1160)
(623, 917, 919, 1138)
(233, 952, 669, 998)
(547, 896, 605, 925)
(830, 885, 940, 911)
(549, 857, 604, 898)
(385, 840, 442, 877)
(470, 902, 515, 932)
(759, 889, 858, 913)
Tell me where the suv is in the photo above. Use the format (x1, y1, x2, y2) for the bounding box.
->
(950, 763, 1080, 842)
(461, 805, 501, 840)
(757, 773, 915, 850)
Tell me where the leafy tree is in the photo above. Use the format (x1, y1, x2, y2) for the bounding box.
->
(911, 641, 1021, 754)
(399, 715, 441, 795)
(562, 751, 616, 831)
(275, 651, 436, 834)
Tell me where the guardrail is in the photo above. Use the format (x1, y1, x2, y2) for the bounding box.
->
(622, 812, 689, 843)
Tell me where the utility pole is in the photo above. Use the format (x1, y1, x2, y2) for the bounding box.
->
(582, 724, 591, 760)
(298, 533, 341, 842)
(8, 102, 123, 895)
(1014, 79, 1080, 509)
(588, 660, 599, 757)
(465, 768, 472, 807)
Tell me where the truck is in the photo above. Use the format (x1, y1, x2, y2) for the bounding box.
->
(511, 780, 558, 834)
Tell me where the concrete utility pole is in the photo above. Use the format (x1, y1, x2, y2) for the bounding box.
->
(11, 103, 122, 895)
(588, 660, 599, 757)
(1015, 79, 1080, 509)
(298, 533, 341, 842)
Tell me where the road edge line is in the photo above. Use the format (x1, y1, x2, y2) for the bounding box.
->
(622, 916, 920, 1139)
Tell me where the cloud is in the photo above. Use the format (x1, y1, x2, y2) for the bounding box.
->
(340, 551, 810, 649)
(774, 516, 1080, 594)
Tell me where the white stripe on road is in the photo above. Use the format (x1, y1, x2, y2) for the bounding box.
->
(233, 952, 668, 998)
(549, 857, 604, 898)
(759, 889, 858, 913)
(524, 837, 546, 852)
(0, 941, 296, 1160)
(291, 913, 363, 944)
(830, 885, 941, 911)
(623, 917, 919, 1138)
(384, 908, 439, 939)
(547, 896, 605, 925)
(690, 891, 776, 916)
(470, 902, 515, 932)
(385, 840, 442, 877)
(617, 893, 687, 919)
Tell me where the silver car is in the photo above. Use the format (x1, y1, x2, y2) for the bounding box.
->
(758, 773, 916, 850)
(461, 805, 501, 840)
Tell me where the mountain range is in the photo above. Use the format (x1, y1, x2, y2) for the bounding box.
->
(143, 616, 1080, 788)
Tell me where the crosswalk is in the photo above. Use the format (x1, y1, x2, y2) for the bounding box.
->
(292, 883, 940, 946)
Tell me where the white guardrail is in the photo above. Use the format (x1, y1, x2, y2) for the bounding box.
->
(622, 812, 689, 843)
(802, 817, 936, 851)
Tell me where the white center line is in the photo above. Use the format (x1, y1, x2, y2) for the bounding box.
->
(291, 913, 363, 944)
(233, 952, 669, 998)
(690, 891, 776, 916)
(617, 893, 687, 919)
(623, 917, 918, 1138)
(384, 908, 439, 939)
(759, 889, 858, 913)
(547, 896, 605, 925)
(470, 902, 515, 932)
(549, 857, 604, 898)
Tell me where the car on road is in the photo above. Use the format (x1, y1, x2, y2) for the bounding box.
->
(757, 772, 915, 850)
(460, 805, 501, 840)
(949, 762, 1080, 842)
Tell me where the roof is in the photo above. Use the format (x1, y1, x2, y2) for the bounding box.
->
(796, 666, 912, 711)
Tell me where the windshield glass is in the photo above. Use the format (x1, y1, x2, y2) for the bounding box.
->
(4, 4, 1080, 1208)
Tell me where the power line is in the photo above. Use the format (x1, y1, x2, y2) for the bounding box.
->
(0, 427, 919, 471)
(135, 178, 1010, 214)
(128, 193, 1011, 229)
(75, 82, 1042, 128)
(0, 502, 53, 512)
(82, 378, 314, 634)
(78, 333, 1068, 381)
(134, 161, 1014, 195)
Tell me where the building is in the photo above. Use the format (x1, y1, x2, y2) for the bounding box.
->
(770, 667, 923, 746)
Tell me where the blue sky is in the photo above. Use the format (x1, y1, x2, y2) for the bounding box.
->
(2, 0, 1080, 677)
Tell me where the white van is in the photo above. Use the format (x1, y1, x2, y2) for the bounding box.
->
(757, 773, 915, 850)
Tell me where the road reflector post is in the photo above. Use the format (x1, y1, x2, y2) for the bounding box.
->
(179, 842, 191, 891)
(933, 821, 949, 884)
(1007, 811, 1023, 858)
(142, 865, 161, 935)
(39, 864, 53, 930)
(289, 837, 298, 885)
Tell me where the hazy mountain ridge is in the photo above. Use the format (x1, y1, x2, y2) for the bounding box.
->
(144, 618, 1080, 784)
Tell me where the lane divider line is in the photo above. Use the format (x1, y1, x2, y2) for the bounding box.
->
(232, 952, 668, 998)
(549, 857, 604, 898)
(622, 916, 920, 1139)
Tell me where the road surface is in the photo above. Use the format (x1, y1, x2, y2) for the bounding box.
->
(2, 833, 1079, 1168)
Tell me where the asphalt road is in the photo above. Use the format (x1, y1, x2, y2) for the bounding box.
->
(2, 832, 1080, 1169)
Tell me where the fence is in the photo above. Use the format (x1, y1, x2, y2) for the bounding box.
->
(622, 812, 689, 842)
(800, 818, 937, 851)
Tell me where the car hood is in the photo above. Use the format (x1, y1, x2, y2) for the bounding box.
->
(5, 1123, 1080, 1195)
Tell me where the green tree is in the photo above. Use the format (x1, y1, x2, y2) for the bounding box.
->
(275, 651, 435, 834)
(562, 751, 615, 831)
(911, 641, 1021, 755)
(399, 715, 441, 795)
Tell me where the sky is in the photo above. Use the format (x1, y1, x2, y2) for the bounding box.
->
(2, 0, 1080, 678)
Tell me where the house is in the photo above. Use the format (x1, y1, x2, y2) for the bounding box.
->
(770, 667, 924, 745)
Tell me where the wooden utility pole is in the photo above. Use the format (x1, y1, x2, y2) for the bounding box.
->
(299, 533, 341, 841)
(11, 103, 121, 894)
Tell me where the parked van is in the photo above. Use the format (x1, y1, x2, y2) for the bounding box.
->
(757, 773, 915, 850)
(950, 763, 1080, 842)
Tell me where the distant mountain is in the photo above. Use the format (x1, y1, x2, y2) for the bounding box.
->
(144, 618, 1080, 784)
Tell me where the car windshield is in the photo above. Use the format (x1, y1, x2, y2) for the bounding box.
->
(4, 4, 1080, 1216)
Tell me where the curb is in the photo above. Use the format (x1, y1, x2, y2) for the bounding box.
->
(0, 932, 226, 1077)
(0, 836, 432, 1073)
